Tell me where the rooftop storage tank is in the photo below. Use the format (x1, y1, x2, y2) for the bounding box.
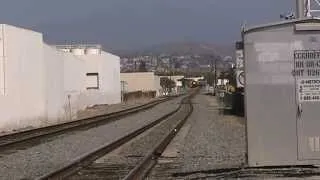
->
(59, 48, 71, 53)
(72, 48, 85, 56)
(86, 48, 101, 55)
(244, 18, 320, 167)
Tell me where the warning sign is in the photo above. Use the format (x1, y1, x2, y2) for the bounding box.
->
(294, 51, 320, 102)
(298, 79, 320, 102)
(236, 71, 245, 88)
(236, 48, 244, 88)
(236, 50, 244, 69)
(293, 50, 320, 77)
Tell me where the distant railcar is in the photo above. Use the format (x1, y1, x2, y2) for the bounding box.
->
(189, 80, 199, 88)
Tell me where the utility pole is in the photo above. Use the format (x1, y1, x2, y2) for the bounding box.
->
(120, 81, 127, 102)
(304, 0, 320, 17)
(208, 55, 213, 85)
(169, 57, 173, 94)
(214, 57, 218, 88)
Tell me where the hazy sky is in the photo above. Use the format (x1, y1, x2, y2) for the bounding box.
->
(0, 0, 294, 51)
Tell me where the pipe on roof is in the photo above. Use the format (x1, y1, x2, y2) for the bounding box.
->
(296, 0, 306, 19)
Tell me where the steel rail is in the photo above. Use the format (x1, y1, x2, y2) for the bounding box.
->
(0, 97, 173, 150)
(36, 94, 192, 180)
(123, 91, 196, 180)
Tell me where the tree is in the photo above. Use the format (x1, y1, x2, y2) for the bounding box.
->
(138, 60, 147, 72)
(226, 67, 237, 87)
(219, 71, 226, 79)
(204, 72, 215, 86)
(160, 77, 176, 94)
(174, 61, 181, 69)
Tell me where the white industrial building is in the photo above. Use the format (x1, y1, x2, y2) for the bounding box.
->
(0, 24, 121, 132)
(120, 72, 162, 96)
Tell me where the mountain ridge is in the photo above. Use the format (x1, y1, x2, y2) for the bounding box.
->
(115, 42, 235, 57)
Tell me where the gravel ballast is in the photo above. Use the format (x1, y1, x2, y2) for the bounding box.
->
(0, 98, 158, 136)
(0, 97, 183, 180)
(68, 97, 190, 180)
(67, 98, 191, 180)
(76, 98, 159, 120)
(148, 92, 246, 179)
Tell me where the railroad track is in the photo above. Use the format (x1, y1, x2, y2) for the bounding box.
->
(37, 89, 198, 180)
(0, 97, 174, 151)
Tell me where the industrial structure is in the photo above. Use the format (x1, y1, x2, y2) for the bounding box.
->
(55, 44, 121, 106)
(243, 1, 320, 167)
(235, 41, 244, 88)
(297, 0, 320, 18)
(0, 24, 121, 132)
(120, 72, 189, 96)
(120, 72, 162, 96)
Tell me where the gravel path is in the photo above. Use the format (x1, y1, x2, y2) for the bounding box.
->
(148, 91, 246, 179)
(0, 96, 183, 180)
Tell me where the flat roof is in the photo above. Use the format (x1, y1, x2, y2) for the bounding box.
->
(244, 18, 320, 34)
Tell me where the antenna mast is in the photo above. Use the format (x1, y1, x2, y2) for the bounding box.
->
(299, 0, 320, 18)
(296, 0, 306, 18)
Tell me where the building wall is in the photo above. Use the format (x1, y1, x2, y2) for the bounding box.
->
(44, 46, 121, 123)
(245, 24, 298, 166)
(120, 72, 162, 94)
(62, 49, 87, 120)
(43, 44, 65, 123)
(44, 44, 87, 122)
(0, 24, 121, 132)
(154, 75, 161, 96)
(244, 20, 320, 166)
(0, 24, 46, 130)
(74, 51, 121, 106)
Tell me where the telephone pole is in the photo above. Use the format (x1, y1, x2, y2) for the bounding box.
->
(296, 0, 320, 18)
(214, 57, 218, 88)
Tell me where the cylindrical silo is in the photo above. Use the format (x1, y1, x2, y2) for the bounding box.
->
(71, 48, 85, 55)
(86, 48, 101, 55)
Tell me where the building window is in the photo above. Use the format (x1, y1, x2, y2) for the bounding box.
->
(86, 73, 99, 90)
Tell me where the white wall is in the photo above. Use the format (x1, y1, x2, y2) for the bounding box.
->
(120, 72, 162, 95)
(43, 44, 65, 123)
(0, 24, 46, 131)
(0, 24, 121, 132)
(62, 49, 87, 120)
(44, 44, 87, 122)
(76, 51, 121, 106)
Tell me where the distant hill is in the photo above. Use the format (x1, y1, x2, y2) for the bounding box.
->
(115, 42, 234, 58)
